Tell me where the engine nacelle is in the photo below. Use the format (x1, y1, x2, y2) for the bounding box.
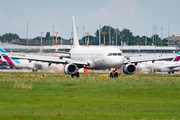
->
(85, 60, 96, 69)
(63, 63, 77, 75)
(158, 68, 170, 72)
(123, 64, 136, 75)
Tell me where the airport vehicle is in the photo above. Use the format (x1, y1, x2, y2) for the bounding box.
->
(4, 16, 173, 78)
(137, 52, 180, 74)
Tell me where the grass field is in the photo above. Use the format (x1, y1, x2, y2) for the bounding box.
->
(0, 72, 180, 120)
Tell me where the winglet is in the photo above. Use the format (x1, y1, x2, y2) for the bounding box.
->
(72, 16, 80, 48)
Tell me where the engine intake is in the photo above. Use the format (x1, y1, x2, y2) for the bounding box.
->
(63, 63, 77, 75)
(123, 64, 136, 75)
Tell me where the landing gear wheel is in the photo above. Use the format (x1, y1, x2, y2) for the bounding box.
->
(110, 72, 114, 78)
(110, 68, 118, 78)
(114, 72, 118, 78)
(71, 72, 79, 78)
(76, 72, 79, 77)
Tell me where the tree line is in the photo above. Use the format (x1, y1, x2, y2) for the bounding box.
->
(80, 26, 168, 46)
(0, 26, 168, 46)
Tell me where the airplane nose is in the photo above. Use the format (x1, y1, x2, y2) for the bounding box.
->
(113, 56, 124, 68)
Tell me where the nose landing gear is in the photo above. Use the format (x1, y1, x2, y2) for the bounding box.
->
(110, 68, 118, 78)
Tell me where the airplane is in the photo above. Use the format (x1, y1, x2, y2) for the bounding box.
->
(0, 48, 65, 72)
(137, 52, 180, 74)
(6, 16, 174, 78)
(0, 48, 50, 71)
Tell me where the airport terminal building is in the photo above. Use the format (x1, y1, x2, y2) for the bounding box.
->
(167, 34, 180, 47)
(0, 42, 179, 57)
(1, 33, 180, 56)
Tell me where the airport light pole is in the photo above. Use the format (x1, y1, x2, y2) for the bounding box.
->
(152, 26, 154, 46)
(82, 24, 85, 47)
(70, 32, 72, 47)
(55, 32, 58, 48)
(40, 32, 43, 55)
(154, 26, 158, 55)
(145, 23, 147, 46)
(161, 25, 164, 56)
(52, 25, 55, 46)
(61, 22, 63, 45)
(99, 23, 101, 46)
(168, 22, 170, 37)
(40, 32, 43, 46)
(109, 23, 111, 45)
(27, 23, 29, 46)
(116, 24, 118, 46)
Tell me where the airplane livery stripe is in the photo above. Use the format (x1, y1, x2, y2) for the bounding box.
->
(173, 56, 180, 62)
(0, 48, 7, 53)
(12, 58, 20, 64)
(2, 55, 15, 66)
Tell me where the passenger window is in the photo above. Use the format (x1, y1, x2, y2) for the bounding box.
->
(113, 53, 117, 56)
(118, 53, 121, 56)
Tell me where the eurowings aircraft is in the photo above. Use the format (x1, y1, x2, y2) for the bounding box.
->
(137, 52, 180, 74)
(0, 48, 49, 71)
(11, 16, 174, 78)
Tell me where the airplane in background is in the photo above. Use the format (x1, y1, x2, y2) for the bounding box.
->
(3, 16, 174, 78)
(137, 52, 180, 74)
(0, 56, 7, 65)
(0, 48, 48, 71)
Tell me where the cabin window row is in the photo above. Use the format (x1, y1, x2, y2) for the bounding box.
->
(107, 53, 122, 56)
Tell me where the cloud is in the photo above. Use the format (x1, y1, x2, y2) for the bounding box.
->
(11, 16, 25, 28)
(101, 0, 139, 17)
(77, 0, 140, 29)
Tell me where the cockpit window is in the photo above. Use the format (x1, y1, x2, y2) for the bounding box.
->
(107, 53, 112, 56)
(107, 53, 122, 56)
(113, 53, 117, 56)
(118, 53, 122, 56)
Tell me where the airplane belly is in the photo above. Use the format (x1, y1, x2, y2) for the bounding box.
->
(93, 59, 105, 69)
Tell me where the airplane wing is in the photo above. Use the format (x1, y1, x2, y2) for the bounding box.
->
(124, 55, 175, 64)
(13, 56, 88, 67)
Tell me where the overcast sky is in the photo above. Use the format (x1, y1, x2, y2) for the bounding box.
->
(0, 0, 180, 39)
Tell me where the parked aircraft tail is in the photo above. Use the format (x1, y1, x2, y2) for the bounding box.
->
(0, 48, 18, 66)
(171, 51, 180, 62)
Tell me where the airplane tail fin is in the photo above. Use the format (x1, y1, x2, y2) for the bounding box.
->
(0, 48, 15, 66)
(72, 16, 80, 48)
(171, 51, 180, 62)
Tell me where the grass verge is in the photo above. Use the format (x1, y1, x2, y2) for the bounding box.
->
(0, 72, 180, 119)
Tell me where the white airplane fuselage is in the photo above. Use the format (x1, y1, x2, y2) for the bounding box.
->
(138, 61, 180, 72)
(12, 59, 49, 69)
(152, 61, 180, 71)
(70, 46, 124, 69)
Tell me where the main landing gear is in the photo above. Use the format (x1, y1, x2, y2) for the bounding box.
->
(71, 69, 79, 78)
(110, 68, 118, 78)
(168, 70, 174, 75)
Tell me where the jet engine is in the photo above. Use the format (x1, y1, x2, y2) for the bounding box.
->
(159, 68, 170, 72)
(63, 63, 77, 75)
(123, 64, 136, 75)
